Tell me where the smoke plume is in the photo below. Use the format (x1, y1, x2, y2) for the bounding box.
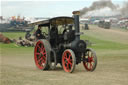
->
(120, 2, 128, 17)
(80, 0, 117, 16)
(80, 0, 128, 17)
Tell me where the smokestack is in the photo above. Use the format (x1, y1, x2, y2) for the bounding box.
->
(72, 11, 80, 40)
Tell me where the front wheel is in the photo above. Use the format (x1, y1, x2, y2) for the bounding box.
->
(83, 48, 97, 71)
(62, 49, 76, 73)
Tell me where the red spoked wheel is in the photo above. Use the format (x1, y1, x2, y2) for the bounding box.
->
(62, 49, 76, 73)
(83, 48, 97, 71)
(34, 40, 50, 70)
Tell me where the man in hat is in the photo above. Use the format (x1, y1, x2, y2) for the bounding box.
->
(35, 25, 45, 40)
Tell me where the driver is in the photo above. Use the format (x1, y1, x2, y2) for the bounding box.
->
(35, 25, 45, 39)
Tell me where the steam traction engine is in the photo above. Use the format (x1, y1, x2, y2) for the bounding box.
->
(33, 11, 97, 73)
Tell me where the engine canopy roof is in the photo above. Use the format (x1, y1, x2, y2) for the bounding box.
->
(29, 16, 74, 27)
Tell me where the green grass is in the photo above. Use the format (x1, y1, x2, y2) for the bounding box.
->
(81, 35, 128, 50)
(1, 32, 128, 55)
(2, 32, 26, 39)
(1, 32, 33, 56)
(1, 43, 33, 57)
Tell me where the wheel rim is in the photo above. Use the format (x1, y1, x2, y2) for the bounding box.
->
(83, 51, 95, 71)
(34, 41, 46, 69)
(62, 50, 73, 72)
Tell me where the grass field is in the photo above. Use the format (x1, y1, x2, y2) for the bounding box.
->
(1, 25, 128, 85)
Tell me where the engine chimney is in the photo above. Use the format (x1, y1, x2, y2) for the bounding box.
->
(63, 11, 83, 50)
(72, 11, 80, 40)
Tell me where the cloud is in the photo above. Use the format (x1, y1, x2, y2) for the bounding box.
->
(1, 1, 52, 17)
(2, 0, 98, 1)
(1, 1, 87, 17)
(1, 0, 125, 17)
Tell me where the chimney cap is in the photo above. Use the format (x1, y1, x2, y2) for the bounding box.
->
(72, 11, 80, 15)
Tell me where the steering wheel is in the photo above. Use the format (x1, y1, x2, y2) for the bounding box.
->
(42, 32, 48, 36)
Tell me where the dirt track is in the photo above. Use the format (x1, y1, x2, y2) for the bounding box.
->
(1, 25, 128, 85)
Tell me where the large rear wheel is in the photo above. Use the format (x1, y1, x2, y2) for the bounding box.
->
(83, 48, 97, 71)
(62, 49, 76, 73)
(34, 40, 50, 70)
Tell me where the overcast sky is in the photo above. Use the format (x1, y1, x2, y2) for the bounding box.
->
(0, 0, 127, 17)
